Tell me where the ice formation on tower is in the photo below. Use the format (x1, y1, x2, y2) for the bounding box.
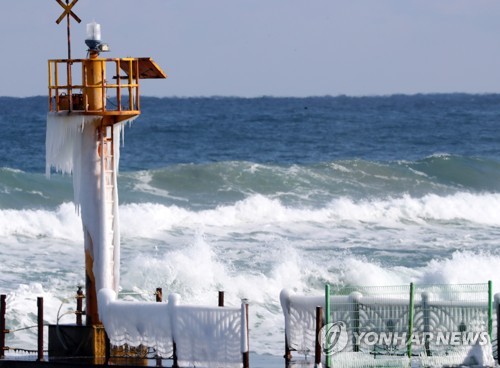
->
(46, 113, 132, 293)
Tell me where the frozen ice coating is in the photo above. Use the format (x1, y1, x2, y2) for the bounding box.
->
(45, 113, 130, 293)
(280, 289, 354, 355)
(282, 288, 496, 366)
(168, 293, 248, 368)
(419, 343, 495, 367)
(280, 289, 323, 354)
(45, 114, 89, 179)
(98, 289, 173, 357)
(98, 290, 248, 366)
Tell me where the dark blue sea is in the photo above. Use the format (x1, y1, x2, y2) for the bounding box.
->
(1, 94, 500, 357)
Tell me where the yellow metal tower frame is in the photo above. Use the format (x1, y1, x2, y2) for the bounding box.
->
(48, 56, 166, 125)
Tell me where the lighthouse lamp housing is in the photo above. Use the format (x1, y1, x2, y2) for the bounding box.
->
(85, 21, 109, 53)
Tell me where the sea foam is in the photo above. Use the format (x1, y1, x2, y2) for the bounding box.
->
(2, 192, 500, 356)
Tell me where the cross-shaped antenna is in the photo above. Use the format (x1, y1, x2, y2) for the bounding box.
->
(55, 0, 81, 60)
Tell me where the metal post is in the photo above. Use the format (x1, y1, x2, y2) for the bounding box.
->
(83, 62, 88, 112)
(422, 292, 430, 356)
(105, 331, 111, 365)
(128, 60, 133, 111)
(407, 282, 415, 358)
(314, 306, 323, 367)
(48, 61, 53, 112)
(101, 60, 106, 112)
(135, 60, 140, 111)
(0, 295, 6, 359)
(172, 343, 178, 368)
(242, 302, 249, 368)
(218, 291, 224, 307)
(76, 286, 84, 326)
(37, 297, 44, 361)
(65, 0, 71, 60)
(155, 287, 163, 367)
(55, 63, 60, 111)
(65, 0, 73, 113)
(116, 60, 122, 111)
(156, 288, 163, 302)
(284, 336, 292, 362)
(496, 294, 500, 364)
(85, 248, 98, 325)
(351, 292, 361, 353)
(488, 280, 493, 339)
(325, 284, 331, 368)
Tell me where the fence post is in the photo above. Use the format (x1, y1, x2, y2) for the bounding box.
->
(496, 293, 500, 365)
(314, 306, 323, 367)
(155, 287, 163, 366)
(172, 342, 178, 368)
(351, 292, 361, 353)
(76, 286, 84, 326)
(488, 280, 493, 339)
(0, 294, 6, 359)
(422, 292, 430, 356)
(242, 300, 249, 368)
(218, 291, 224, 307)
(156, 288, 163, 303)
(284, 336, 292, 363)
(325, 284, 330, 368)
(407, 282, 415, 359)
(37, 297, 44, 362)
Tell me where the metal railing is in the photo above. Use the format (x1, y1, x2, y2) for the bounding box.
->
(0, 294, 46, 361)
(48, 58, 141, 114)
(282, 282, 495, 367)
(0, 289, 238, 367)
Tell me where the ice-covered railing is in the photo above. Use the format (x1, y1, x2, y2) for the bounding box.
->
(350, 287, 416, 356)
(98, 289, 249, 368)
(279, 287, 413, 361)
(415, 283, 496, 367)
(280, 282, 496, 368)
(98, 289, 173, 357)
(169, 294, 249, 368)
(279, 290, 351, 359)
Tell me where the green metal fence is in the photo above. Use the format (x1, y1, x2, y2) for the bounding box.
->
(322, 282, 493, 368)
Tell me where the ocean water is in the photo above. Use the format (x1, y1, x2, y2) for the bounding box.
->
(1, 94, 500, 358)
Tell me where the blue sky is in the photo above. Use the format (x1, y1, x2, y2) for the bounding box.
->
(2, 0, 500, 97)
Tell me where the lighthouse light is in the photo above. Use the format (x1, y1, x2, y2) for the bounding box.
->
(87, 21, 101, 41)
(85, 21, 109, 53)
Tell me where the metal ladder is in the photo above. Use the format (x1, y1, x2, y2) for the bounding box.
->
(100, 125, 117, 261)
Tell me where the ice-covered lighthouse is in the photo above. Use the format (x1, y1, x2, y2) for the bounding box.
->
(46, 3, 166, 329)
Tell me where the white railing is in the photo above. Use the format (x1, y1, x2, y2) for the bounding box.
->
(98, 289, 249, 368)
